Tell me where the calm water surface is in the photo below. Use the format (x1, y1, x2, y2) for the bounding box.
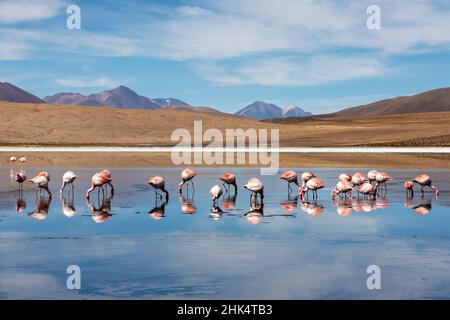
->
(0, 167, 449, 299)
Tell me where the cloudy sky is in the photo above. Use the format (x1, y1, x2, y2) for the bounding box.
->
(1, 0, 450, 113)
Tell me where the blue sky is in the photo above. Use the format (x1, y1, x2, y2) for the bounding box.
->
(1, 0, 450, 114)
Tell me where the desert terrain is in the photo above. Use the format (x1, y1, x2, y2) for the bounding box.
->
(1, 101, 450, 147)
(1, 101, 449, 168)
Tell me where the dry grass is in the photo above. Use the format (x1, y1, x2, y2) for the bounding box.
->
(1, 101, 450, 147)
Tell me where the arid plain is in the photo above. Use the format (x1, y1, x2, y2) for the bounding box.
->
(1, 101, 449, 168)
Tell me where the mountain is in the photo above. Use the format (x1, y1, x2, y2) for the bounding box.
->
(153, 98, 189, 107)
(234, 101, 283, 119)
(44, 86, 190, 110)
(0, 82, 44, 103)
(332, 87, 450, 117)
(44, 85, 161, 109)
(282, 105, 312, 117)
(234, 101, 312, 119)
(163, 104, 227, 116)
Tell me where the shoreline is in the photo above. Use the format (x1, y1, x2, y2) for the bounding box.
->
(2, 152, 449, 169)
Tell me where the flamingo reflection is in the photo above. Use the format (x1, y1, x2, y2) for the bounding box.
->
(28, 196, 51, 221)
(148, 198, 168, 221)
(280, 194, 298, 213)
(61, 192, 77, 218)
(222, 194, 237, 210)
(244, 202, 264, 225)
(16, 195, 26, 213)
(179, 193, 197, 215)
(301, 201, 324, 217)
(209, 204, 224, 221)
(88, 193, 113, 223)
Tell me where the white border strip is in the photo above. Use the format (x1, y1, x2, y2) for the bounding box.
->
(0, 147, 449, 153)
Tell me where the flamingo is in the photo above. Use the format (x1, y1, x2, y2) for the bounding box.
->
(9, 156, 17, 162)
(19, 157, 27, 163)
(220, 173, 237, 194)
(148, 176, 169, 200)
(376, 172, 391, 190)
(404, 181, 414, 197)
(15, 171, 27, 190)
(331, 179, 353, 199)
(299, 177, 324, 200)
(280, 170, 298, 192)
(38, 171, 50, 182)
(339, 173, 352, 182)
(60, 171, 77, 194)
(357, 182, 379, 199)
(86, 170, 114, 200)
(351, 172, 367, 187)
(243, 177, 264, 203)
(367, 170, 378, 184)
(300, 172, 315, 196)
(413, 174, 439, 197)
(179, 168, 197, 193)
(210, 185, 223, 205)
(29, 173, 52, 198)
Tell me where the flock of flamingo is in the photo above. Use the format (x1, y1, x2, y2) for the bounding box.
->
(11, 163, 440, 204)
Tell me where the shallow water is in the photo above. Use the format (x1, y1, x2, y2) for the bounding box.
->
(0, 167, 449, 299)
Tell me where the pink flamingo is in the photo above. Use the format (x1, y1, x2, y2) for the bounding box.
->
(220, 173, 237, 193)
(375, 171, 391, 190)
(339, 173, 352, 182)
(210, 185, 223, 206)
(60, 171, 77, 194)
(351, 172, 367, 187)
(179, 168, 197, 193)
(9, 156, 17, 162)
(15, 171, 27, 190)
(19, 157, 27, 163)
(357, 182, 379, 199)
(331, 180, 353, 199)
(86, 170, 114, 200)
(280, 170, 298, 192)
(300, 172, 315, 196)
(243, 178, 264, 203)
(367, 170, 378, 184)
(29, 173, 52, 198)
(404, 181, 414, 197)
(148, 176, 169, 200)
(299, 177, 324, 200)
(413, 174, 439, 197)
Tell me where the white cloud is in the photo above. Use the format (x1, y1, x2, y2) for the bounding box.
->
(0, 0, 65, 24)
(196, 55, 387, 86)
(176, 6, 211, 16)
(56, 76, 118, 88)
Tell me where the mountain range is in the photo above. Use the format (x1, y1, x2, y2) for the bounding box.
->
(234, 101, 312, 119)
(1, 82, 450, 118)
(331, 87, 450, 117)
(43, 85, 188, 110)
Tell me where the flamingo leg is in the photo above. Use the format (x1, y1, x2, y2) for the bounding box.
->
(60, 182, 67, 194)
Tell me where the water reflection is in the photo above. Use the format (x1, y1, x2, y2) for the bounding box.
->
(413, 202, 432, 215)
(221, 194, 236, 210)
(280, 194, 298, 213)
(209, 204, 223, 221)
(88, 194, 113, 224)
(179, 193, 197, 215)
(244, 203, 264, 225)
(148, 198, 167, 221)
(15, 195, 26, 214)
(61, 191, 77, 218)
(28, 196, 51, 221)
(301, 201, 324, 217)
